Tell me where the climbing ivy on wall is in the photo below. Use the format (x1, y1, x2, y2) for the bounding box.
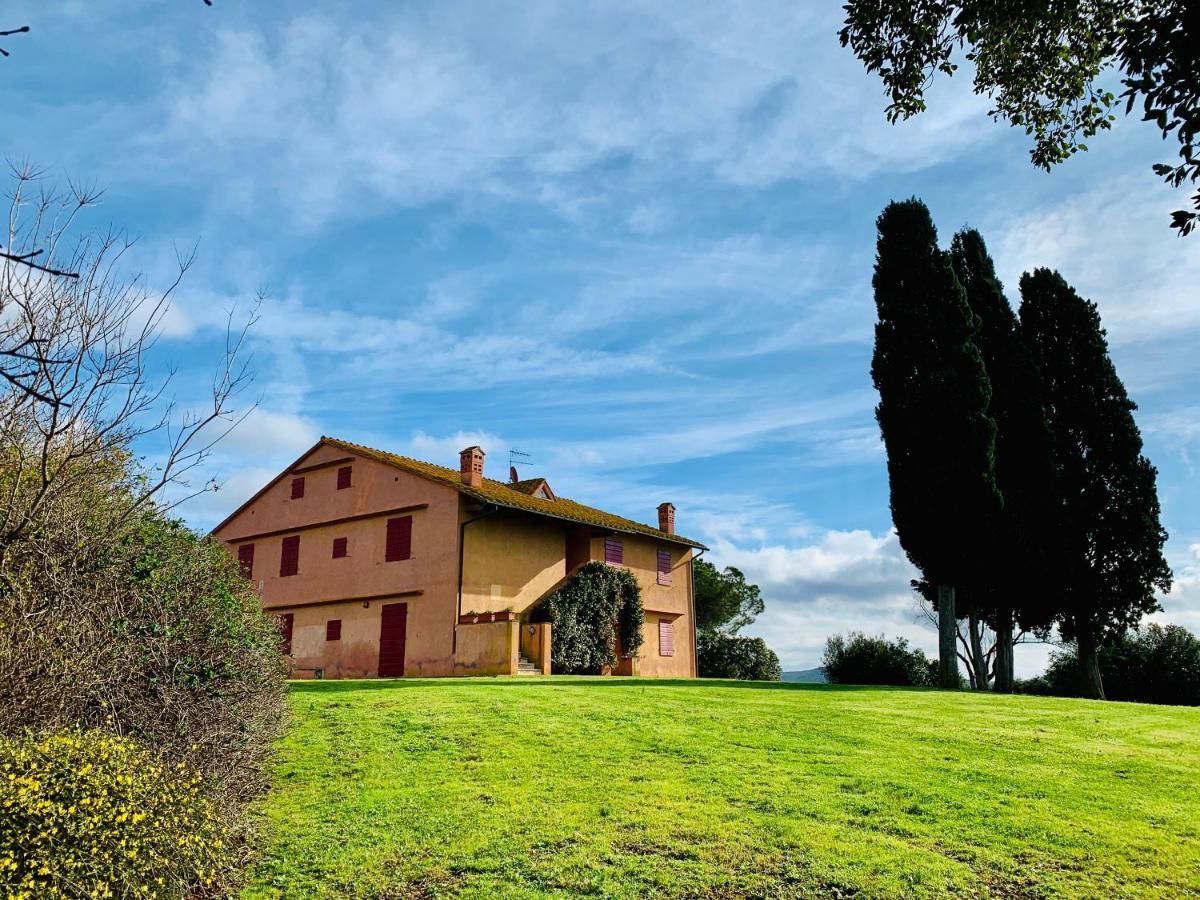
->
(536, 561, 644, 674)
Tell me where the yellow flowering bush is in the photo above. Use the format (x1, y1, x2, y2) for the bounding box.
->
(0, 730, 230, 899)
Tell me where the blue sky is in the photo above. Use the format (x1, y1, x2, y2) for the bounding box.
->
(5, 1, 1197, 674)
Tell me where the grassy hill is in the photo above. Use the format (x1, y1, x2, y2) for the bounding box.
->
(243, 678, 1200, 898)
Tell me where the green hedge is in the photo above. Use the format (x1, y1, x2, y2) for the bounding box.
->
(0, 729, 230, 899)
(697, 631, 781, 681)
(537, 561, 644, 674)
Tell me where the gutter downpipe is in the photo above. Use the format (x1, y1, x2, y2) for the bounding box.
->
(689, 547, 706, 678)
(454, 505, 499, 655)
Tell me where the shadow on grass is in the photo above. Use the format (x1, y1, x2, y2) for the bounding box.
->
(287, 676, 925, 695)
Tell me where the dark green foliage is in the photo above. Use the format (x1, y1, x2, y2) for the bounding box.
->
(822, 632, 933, 687)
(538, 561, 643, 675)
(1018, 269, 1171, 697)
(871, 200, 1001, 589)
(1023, 625, 1200, 706)
(950, 229, 1060, 689)
(696, 632, 781, 681)
(840, 1, 1200, 234)
(693, 559, 764, 635)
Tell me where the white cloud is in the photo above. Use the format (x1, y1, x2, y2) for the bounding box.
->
(219, 408, 321, 457)
(146, 3, 1000, 227)
(406, 430, 505, 469)
(991, 174, 1200, 347)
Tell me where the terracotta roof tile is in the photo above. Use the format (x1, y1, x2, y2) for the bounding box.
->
(323, 436, 706, 549)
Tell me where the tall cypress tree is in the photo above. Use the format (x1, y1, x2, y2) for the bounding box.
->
(950, 230, 1059, 692)
(1018, 269, 1172, 699)
(871, 200, 1001, 688)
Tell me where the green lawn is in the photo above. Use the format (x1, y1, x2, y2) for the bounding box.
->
(242, 678, 1200, 899)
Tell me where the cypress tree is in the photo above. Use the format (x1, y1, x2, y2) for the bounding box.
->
(871, 200, 1001, 688)
(1018, 269, 1172, 699)
(950, 230, 1060, 692)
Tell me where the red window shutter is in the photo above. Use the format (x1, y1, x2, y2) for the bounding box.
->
(659, 619, 675, 657)
(337, 466, 352, 490)
(237, 543, 255, 579)
(279, 613, 294, 655)
(657, 550, 672, 586)
(604, 538, 623, 566)
(290, 477, 305, 499)
(280, 535, 300, 577)
(385, 516, 412, 562)
(332, 537, 348, 559)
(326, 619, 342, 642)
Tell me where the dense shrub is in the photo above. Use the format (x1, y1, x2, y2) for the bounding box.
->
(0, 729, 230, 898)
(0, 508, 287, 814)
(697, 631, 782, 681)
(1026, 624, 1200, 706)
(822, 632, 933, 687)
(536, 561, 643, 674)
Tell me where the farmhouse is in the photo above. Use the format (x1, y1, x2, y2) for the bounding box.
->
(213, 437, 706, 678)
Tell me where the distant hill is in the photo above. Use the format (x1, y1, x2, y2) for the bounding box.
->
(782, 667, 827, 684)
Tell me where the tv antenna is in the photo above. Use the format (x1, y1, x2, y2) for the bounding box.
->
(508, 449, 532, 483)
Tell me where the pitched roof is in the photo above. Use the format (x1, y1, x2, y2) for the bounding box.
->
(323, 436, 706, 549)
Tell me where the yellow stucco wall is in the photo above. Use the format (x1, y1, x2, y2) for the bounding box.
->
(460, 512, 567, 616)
(454, 619, 518, 676)
(589, 533, 695, 677)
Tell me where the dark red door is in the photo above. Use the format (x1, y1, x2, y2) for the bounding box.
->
(378, 603, 407, 677)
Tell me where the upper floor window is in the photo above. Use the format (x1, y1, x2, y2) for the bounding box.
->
(332, 536, 348, 559)
(326, 619, 342, 642)
(385, 516, 412, 562)
(237, 543, 255, 579)
(336, 465, 353, 490)
(656, 550, 672, 586)
(604, 538, 623, 566)
(280, 535, 300, 577)
(290, 477, 305, 499)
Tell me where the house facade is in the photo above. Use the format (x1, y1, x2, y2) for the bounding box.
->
(211, 437, 706, 678)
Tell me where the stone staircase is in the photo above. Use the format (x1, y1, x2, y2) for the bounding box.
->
(517, 651, 540, 675)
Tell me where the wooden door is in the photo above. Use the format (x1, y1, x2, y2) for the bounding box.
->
(378, 602, 407, 677)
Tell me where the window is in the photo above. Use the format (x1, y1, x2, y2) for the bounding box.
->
(336, 465, 353, 490)
(658, 619, 675, 657)
(604, 538, 623, 566)
(326, 619, 342, 642)
(237, 543, 255, 579)
(280, 535, 300, 577)
(332, 536, 348, 559)
(279, 613, 294, 656)
(657, 550, 672, 586)
(385, 516, 412, 561)
(290, 476, 305, 499)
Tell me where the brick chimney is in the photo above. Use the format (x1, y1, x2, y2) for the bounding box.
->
(459, 446, 485, 488)
(657, 502, 675, 535)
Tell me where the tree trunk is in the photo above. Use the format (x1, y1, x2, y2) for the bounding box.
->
(937, 584, 959, 689)
(1076, 625, 1106, 700)
(968, 614, 989, 690)
(993, 608, 1014, 693)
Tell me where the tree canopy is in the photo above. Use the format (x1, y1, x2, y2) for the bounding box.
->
(840, 1, 1200, 235)
(1018, 267, 1172, 697)
(693, 560, 764, 635)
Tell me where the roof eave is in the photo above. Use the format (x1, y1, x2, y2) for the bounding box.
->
(461, 489, 708, 550)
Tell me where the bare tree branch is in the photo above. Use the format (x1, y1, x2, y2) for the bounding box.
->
(0, 167, 256, 569)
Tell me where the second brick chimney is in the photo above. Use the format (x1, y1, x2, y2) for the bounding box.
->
(459, 446, 485, 488)
(657, 502, 675, 535)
